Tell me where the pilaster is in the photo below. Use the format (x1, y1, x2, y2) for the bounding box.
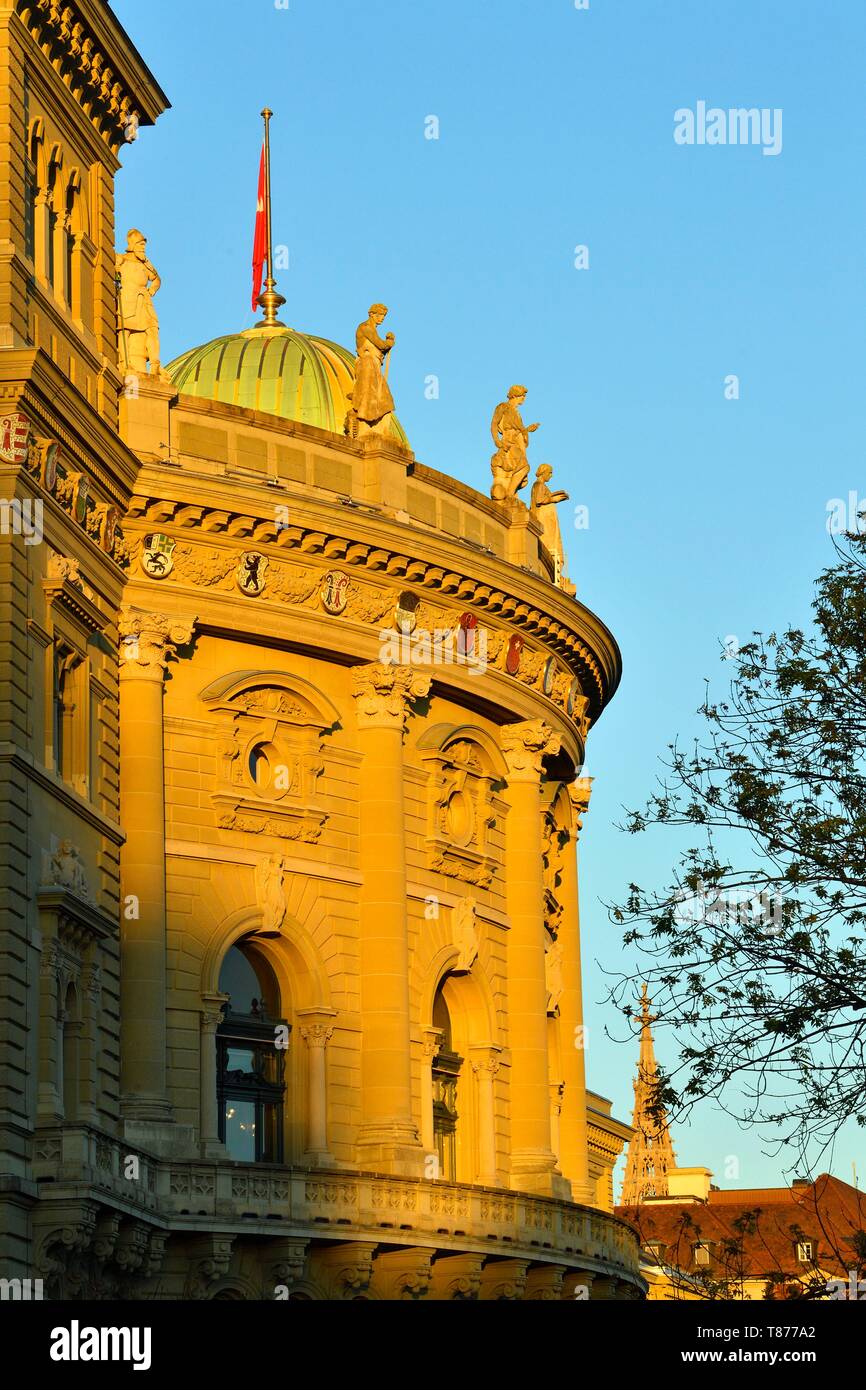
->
(352, 663, 429, 1176)
(501, 720, 561, 1196)
(557, 775, 594, 1202)
(118, 609, 195, 1136)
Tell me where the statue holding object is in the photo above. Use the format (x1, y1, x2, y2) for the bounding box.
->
(531, 462, 573, 589)
(346, 303, 395, 437)
(490, 385, 539, 501)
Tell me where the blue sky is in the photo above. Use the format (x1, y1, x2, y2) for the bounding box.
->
(112, 0, 866, 1192)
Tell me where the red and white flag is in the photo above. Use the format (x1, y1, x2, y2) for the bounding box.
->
(251, 141, 266, 312)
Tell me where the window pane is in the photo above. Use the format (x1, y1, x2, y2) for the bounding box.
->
(261, 1103, 280, 1163)
(219, 946, 263, 1014)
(224, 1099, 257, 1161)
(225, 1047, 256, 1073)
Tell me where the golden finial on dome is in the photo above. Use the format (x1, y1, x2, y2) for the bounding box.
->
(253, 108, 286, 330)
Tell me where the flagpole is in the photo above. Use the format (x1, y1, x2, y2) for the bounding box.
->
(256, 107, 286, 328)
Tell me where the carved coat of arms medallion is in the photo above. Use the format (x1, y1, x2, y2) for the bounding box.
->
(320, 569, 350, 614)
(236, 551, 268, 596)
(141, 532, 176, 579)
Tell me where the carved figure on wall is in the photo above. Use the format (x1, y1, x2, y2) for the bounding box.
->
(453, 896, 479, 973)
(45, 839, 92, 902)
(256, 855, 287, 935)
(47, 553, 82, 586)
(545, 937, 563, 1014)
(490, 386, 539, 501)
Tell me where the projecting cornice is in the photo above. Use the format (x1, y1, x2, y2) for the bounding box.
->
(125, 477, 621, 721)
(14, 0, 169, 152)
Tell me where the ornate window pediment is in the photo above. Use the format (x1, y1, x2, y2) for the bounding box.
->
(417, 724, 508, 890)
(201, 671, 339, 843)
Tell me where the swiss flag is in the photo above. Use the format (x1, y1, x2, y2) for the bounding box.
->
(251, 142, 266, 312)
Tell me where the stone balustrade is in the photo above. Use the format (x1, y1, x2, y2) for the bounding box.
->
(32, 1124, 644, 1298)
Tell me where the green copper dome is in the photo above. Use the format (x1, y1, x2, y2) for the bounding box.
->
(166, 327, 408, 446)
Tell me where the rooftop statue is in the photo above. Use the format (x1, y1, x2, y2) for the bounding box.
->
(490, 385, 539, 501)
(531, 462, 569, 581)
(346, 303, 395, 437)
(116, 228, 164, 378)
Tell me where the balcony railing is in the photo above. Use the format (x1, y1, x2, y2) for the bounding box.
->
(33, 1123, 642, 1286)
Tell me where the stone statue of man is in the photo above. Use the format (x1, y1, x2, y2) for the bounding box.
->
(490, 385, 539, 501)
(346, 304, 395, 437)
(116, 228, 163, 377)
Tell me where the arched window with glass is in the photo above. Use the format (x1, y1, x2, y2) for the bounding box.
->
(217, 942, 288, 1163)
(431, 980, 463, 1182)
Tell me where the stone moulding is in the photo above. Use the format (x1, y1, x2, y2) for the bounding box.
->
(126, 491, 615, 717)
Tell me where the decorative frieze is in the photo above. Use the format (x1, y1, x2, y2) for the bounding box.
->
(126, 491, 609, 713)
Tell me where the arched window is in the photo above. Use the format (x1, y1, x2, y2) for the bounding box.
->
(64, 180, 76, 311)
(431, 981, 462, 1182)
(25, 137, 38, 265)
(45, 154, 61, 292)
(216, 942, 287, 1163)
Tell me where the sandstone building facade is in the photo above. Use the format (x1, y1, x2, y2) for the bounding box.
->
(0, 0, 642, 1300)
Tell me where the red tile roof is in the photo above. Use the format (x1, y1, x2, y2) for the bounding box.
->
(616, 1174, 866, 1293)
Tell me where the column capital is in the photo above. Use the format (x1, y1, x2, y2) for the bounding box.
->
(351, 662, 431, 732)
(469, 1044, 502, 1078)
(200, 992, 228, 1032)
(119, 608, 196, 678)
(421, 1025, 444, 1061)
(297, 1007, 337, 1047)
(501, 720, 560, 782)
(568, 775, 593, 837)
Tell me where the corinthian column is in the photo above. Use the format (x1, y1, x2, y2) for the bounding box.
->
(200, 993, 228, 1158)
(298, 1008, 337, 1164)
(558, 777, 594, 1201)
(352, 662, 430, 1176)
(502, 720, 561, 1196)
(119, 609, 194, 1123)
